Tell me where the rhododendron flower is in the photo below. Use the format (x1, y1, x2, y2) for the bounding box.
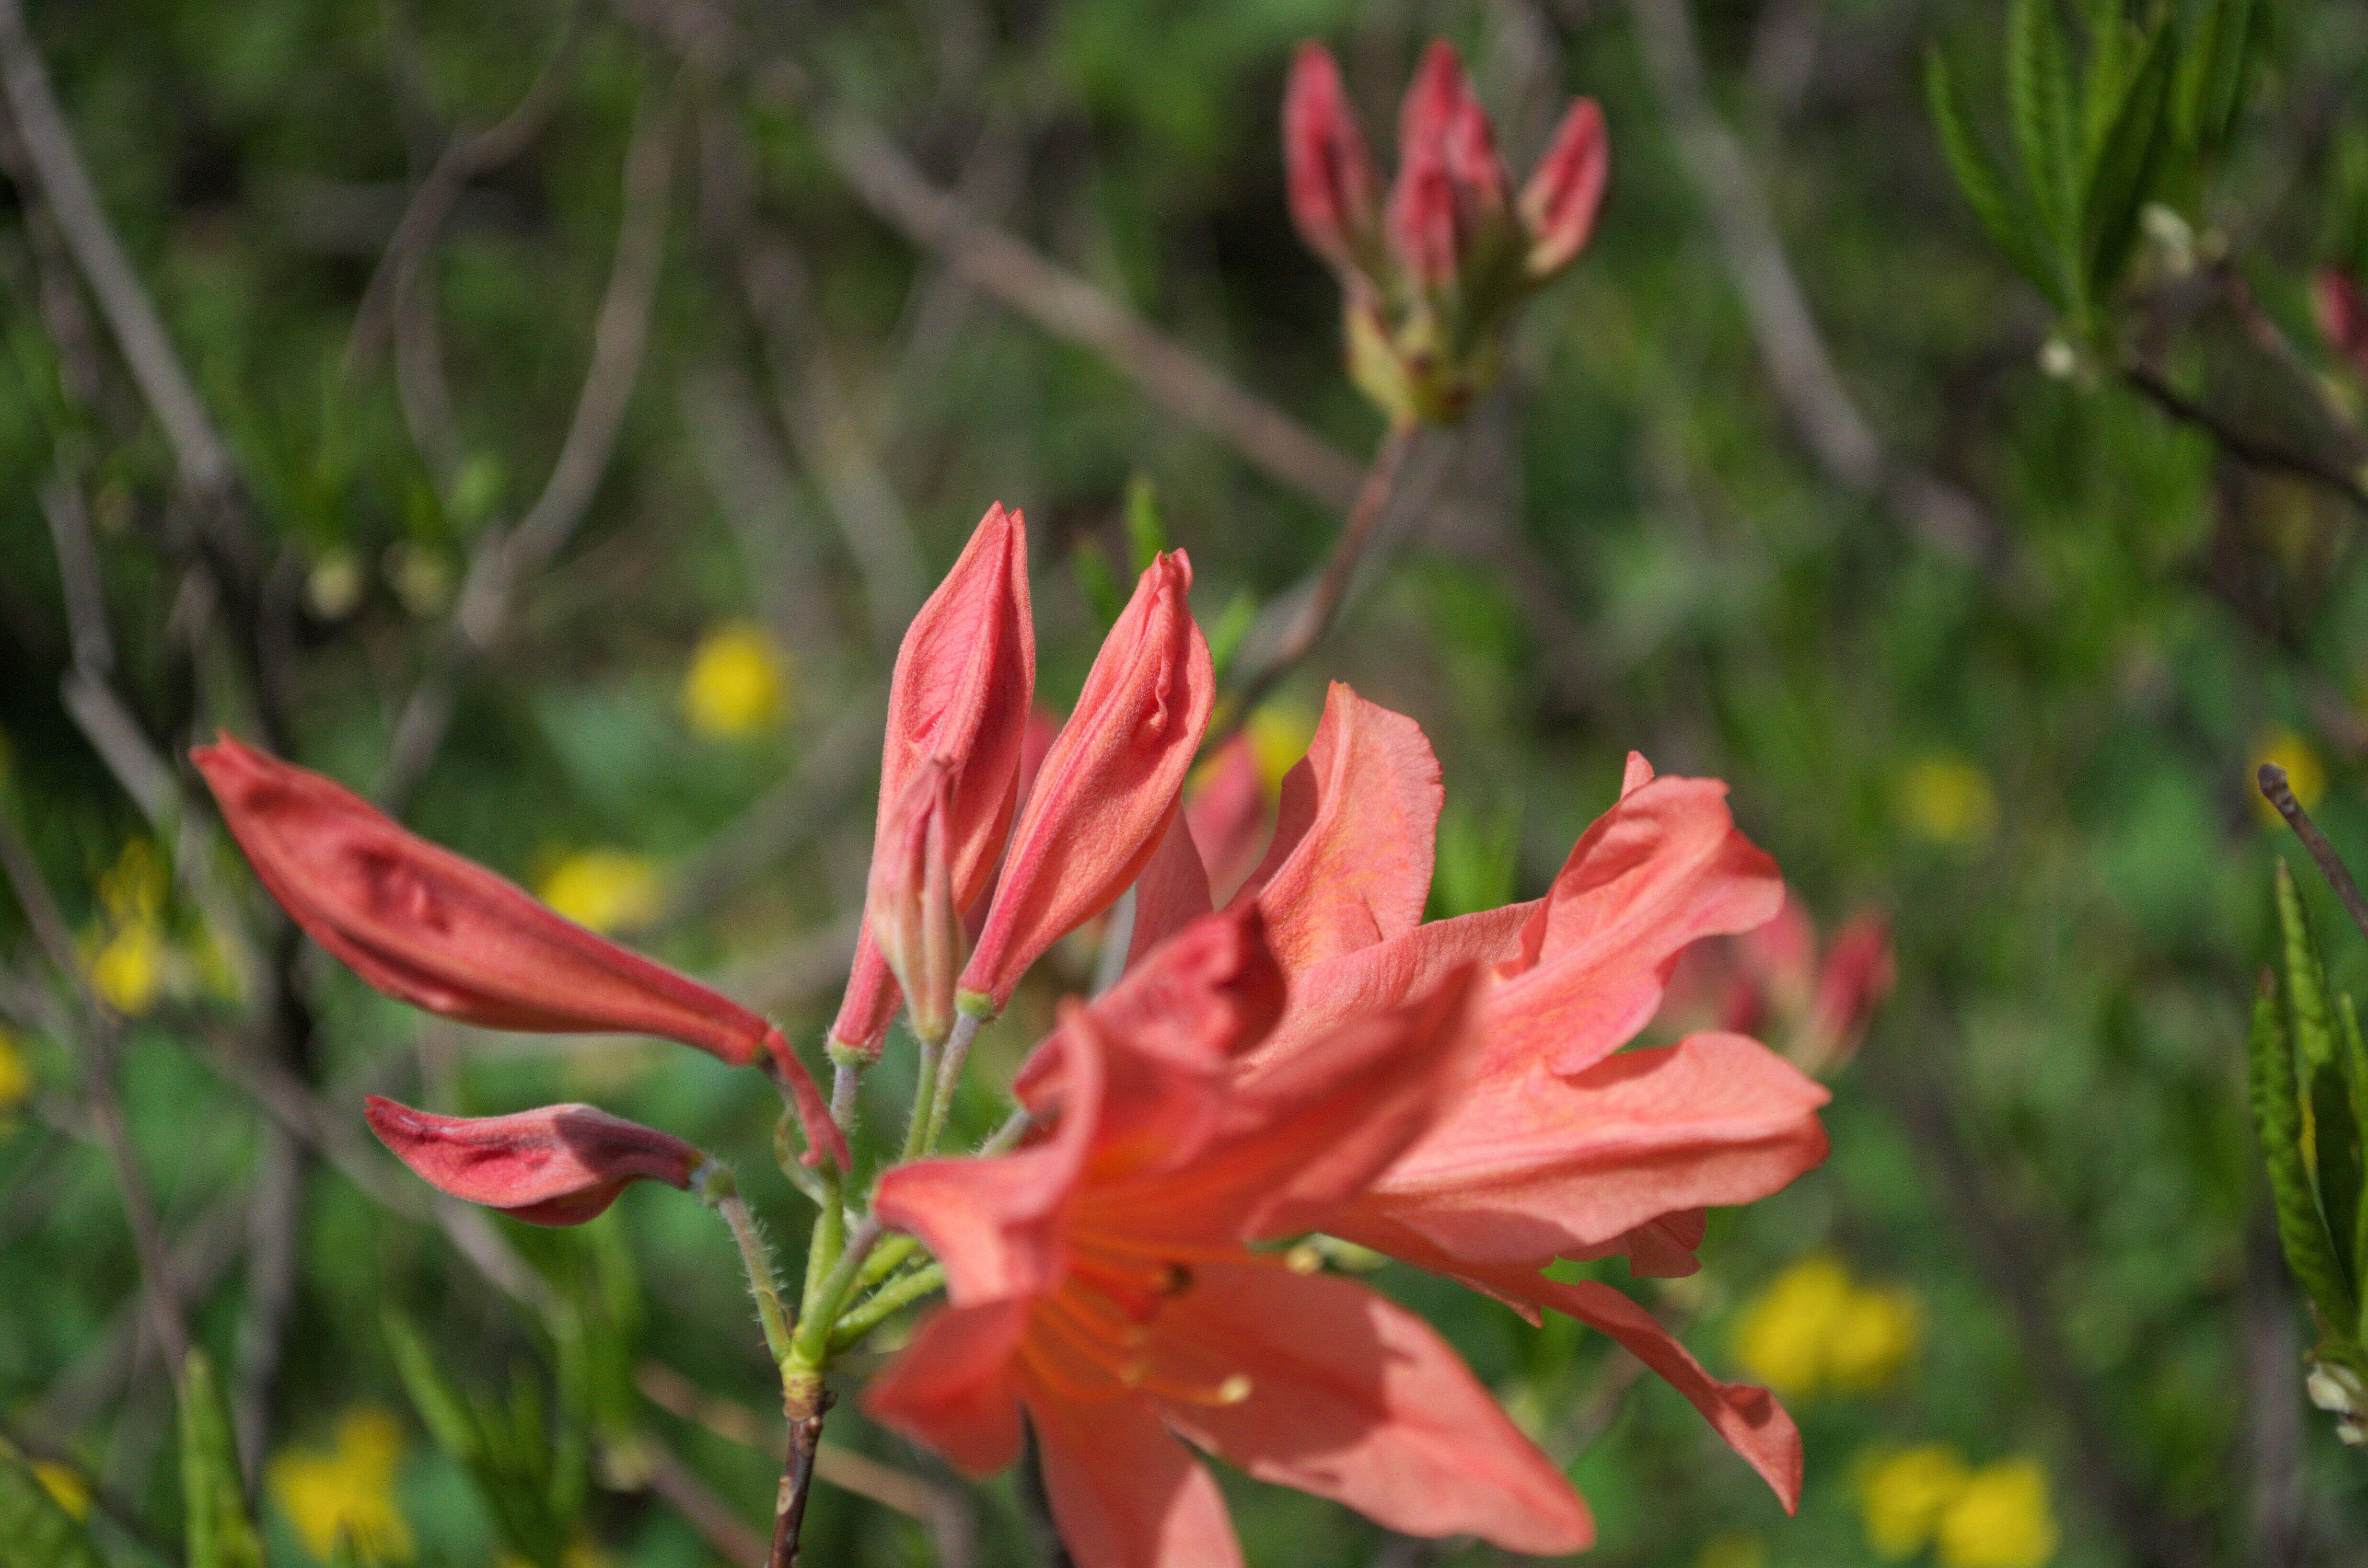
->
(1286, 39, 1609, 423)
(867, 909, 1593, 1567)
(830, 502, 1035, 1059)
(1121, 683, 1826, 1506)
(364, 1097, 706, 1224)
(959, 550, 1213, 1014)
(192, 735, 846, 1170)
(1665, 886, 1896, 1077)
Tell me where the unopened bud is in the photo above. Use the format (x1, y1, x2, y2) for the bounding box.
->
(365, 1096, 706, 1225)
(2308, 1359, 2366, 1416)
(1519, 98, 1608, 279)
(1284, 43, 1379, 277)
(869, 758, 966, 1045)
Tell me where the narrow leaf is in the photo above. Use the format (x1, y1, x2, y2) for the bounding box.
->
(2251, 965, 2354, 1330)
(2079, 21, 2175, 301)
(383, 1311, 481, 1464)
(2007, 0, 2080, 287)
(0, 1441, 103, 1568)
(179, 1349, 265, 1568)
(1123, 473, 1167, 574)
(1927, 50, 2060, 301)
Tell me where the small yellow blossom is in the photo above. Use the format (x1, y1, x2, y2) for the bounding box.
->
(1937, 1458, 2058, 1568)
(1825, 1283, 1925, 1394)
(33, 1460, 91, 1521)
(89, 922, 166, 1016)
(538, 850, 664, 934)
(2253, 726, 2326, 826)
(1857, 1443, 1972, 1559)
(682, 623, 789, 738)
(1695, 1533, 1767, 1568)
(0, 1026, 32, 1113)
(268, 1407, 415, 1564)
(1901, 756, 1998, 848)
(1730, 1255, 1853, 1396)
(1247, 706, 1317, 794)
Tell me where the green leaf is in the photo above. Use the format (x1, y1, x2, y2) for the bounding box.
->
(1123, 473, 1167, 574)
(1203, 588, 1257, 684)
(1927, 50, 2059, 304)
(0, 1441, 103, 1568)
(2276, 859, 2365, 1314)
(1072, 544, 1126, 631)
(2251, 960, 2354, 1332)
(2176, 0, 2255, 149)
(178, 1349, 265, 1568)
(384, 1311, 480, 1464)
(2078, 20, 2174, 302)
(2007, 0, 2080, 290)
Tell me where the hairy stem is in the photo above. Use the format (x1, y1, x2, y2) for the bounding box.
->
(830, 1261, 946, 1354)
(925, 1010, 984, 1152)
(713, 1184, 794, 1369)
(902, 1034, 943, 1163)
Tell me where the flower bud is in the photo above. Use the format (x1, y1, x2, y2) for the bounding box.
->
(829, 502, 1035, 1059)
(1795, 913, 1894, 1077)
(1284, 42, 1380, 277)
(2316, 267, 2368, 377)
(193, 735, 847, 1170)
(960, 551, 1214, 1014)
(1518, 98, 1608, 279)
(869, 758, 966, 1046)
(364, 1096, 705, 1225)
(1387, 42, 1508, 293)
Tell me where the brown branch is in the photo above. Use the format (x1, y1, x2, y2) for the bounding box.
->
(2258, 762, 2368, 948)
(2125, 363, 2368, 518)
(345, 3, 593, 372)
(378, 83, 680, 811)
(641, 1443, 768, 1568)
(1623, 0, 2000, 567)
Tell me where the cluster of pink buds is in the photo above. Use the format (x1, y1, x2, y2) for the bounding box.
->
(1287, 39, 1609, 424)
(1664, 886, 1896, 1079)
(193, 493, 1832, 1565)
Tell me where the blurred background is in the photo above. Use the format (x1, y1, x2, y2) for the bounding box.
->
(3, 0, 2368, 1564)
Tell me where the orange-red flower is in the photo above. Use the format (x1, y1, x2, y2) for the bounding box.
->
(1137, 684, 1827, 1507)
(830, 501, 1035, 1059)
(866, 758, 966, 1046)
(364, 1097, 705, 1225)
(192, 735, 847, 1170)
(959, 551, 1212, 1014)
(868, 909, 1592, 1567)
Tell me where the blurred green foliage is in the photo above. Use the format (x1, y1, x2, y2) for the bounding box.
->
(4, 0, 2368, 1565)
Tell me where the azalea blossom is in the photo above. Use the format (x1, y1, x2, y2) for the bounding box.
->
(1122, 682, 1828, 1506)
(867, 908, 1594, 1567)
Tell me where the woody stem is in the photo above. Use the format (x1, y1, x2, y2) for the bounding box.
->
(771, 1363, 831, 1568)
(1212, 414, 1416, 743)
(2260, 762, 2368, 947)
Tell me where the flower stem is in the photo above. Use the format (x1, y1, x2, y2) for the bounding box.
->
(902, 1033, 942, 1163)
(707, 1176, 794, 1370)
(797, 1169, 846, 1328)
(852, 1232, 919, 1292)
(791, 1217, 882, 1364)
(829, 1260, 947, 1353)
(925, 1009, 984, 1151)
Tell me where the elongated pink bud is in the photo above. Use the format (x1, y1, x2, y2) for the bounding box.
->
(1519, 98, 1607, 278)
(869, 759, 965, 1045)
(959, 552, 1214, 1013)
(1388, 41, 1503, 290)
(193, 735, 848, 1170)
(364, 1096, 705, 1225)
(1285, 42, 1379, 276)
(830, 503, 1036, 1058)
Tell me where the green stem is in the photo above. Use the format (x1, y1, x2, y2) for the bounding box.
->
(829, 1261, 947, 1354)
(791, 1218, 882, 1363)
(853, 1232, 919, 1293)
(798, 1169, 846, 1328)
(980, 1104, 1034, 1156)
(925, 1010, 984, 1151)
(708, 1179, 793, 1369)
(902, 1033, 942, 1163)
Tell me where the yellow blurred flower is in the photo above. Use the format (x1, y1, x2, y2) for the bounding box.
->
(1731, 1254, 1923, 1399)
(2253, 726, 2326, 826)
(682, 623, 788, 738)
(33, 1460, 91, 1521)
(89, 921, 165, 1016)
(0, 1026, 32, 1113)
(1695, 1533, 1767, 1568)
(1857, 1443, 1971, 1559)
(99, 840, 168, 925)
(268, 1407, 414, 1564)
(538, 850, 664, 934)
(1826, 1283, 1925, 1394)
(1901, 756, 1998, 848)
(1247, 705, 1317, 794)
(1937, 1458, 2057, 1568)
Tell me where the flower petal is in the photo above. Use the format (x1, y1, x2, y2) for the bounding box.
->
(862, 1299, 1032, 1476)
(1184, 735, 1270, 906)
(1026, 1383, 1243, 1568)
(1125, 809, 1214, 970)
(362, 1097, 703, 1225)
(1239, 684, 1442, 974)
(1153, 1258, 1592, 1555)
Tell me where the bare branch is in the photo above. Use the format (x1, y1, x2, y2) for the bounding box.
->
(1623, 0, 2000, 565)
(2125, 363, 2368, 517)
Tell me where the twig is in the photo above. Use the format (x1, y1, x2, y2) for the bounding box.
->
(1622, 0, 1998, 566)
(2126, 363, 2368, 518)
(377, 82, 680, 810)
(2258, 762, 2368, 946)
(0, 0, 233, 496)
(641, 1442, 769, 1568)
(1216, 419, 1416, 737)
(344, 3, 593, 372)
